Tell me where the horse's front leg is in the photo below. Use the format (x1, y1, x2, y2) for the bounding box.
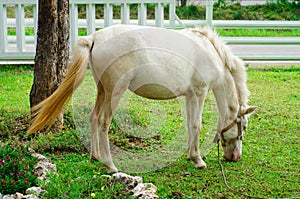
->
(90, 103, 118, 173)
(185, 92, 207, 169)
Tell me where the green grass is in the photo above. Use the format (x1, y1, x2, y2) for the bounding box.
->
(0, 66, 33, 139)
(0, 65, 300, 198)
(212, 2, 300, 21)
(38, 153, 126, 199)
(217, 29, 300, 37)
(6, 27, 300, 37)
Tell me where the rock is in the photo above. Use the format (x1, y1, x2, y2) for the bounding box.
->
(23, 195, 39, 199)
(28, 148, 47, 162)
(3, 195, 14, 199)
(132, 183, 158, 199)
(2, 193, 39, 199)
(112, 172, 143, 190)
(34, 159, 57, 181)
(111, 172, 158, 198)
(29, 148, 57, 181)
(14, 193, 23, 199)
(25, 187, 42, 196)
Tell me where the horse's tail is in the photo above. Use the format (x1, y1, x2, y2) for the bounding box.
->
(193, 27, 249, 105)
(27, 36, 94, 135)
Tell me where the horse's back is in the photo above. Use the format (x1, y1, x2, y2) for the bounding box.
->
(90, 25, 224, 99)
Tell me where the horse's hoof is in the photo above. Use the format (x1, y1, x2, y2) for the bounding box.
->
(89, 157, 94, 162)
(195, 163, 207, 169)
(108, 167, 118, 174)
(199, 165, 207, 169)
(90, 154, 101, 162)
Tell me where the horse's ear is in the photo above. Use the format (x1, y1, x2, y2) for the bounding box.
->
(244, 106, 257, 115)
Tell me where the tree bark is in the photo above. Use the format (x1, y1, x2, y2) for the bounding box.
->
(180, 0, 188, 7)
(30, 0, 69, 133)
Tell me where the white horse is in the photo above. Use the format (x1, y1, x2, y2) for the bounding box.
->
(27, 25, 256, 173)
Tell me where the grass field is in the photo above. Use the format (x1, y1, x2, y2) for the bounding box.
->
(0, 64, 299, 198)
(7, 27, 300, 38)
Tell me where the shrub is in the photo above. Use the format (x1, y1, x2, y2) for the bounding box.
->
(0, 144, 38, 195)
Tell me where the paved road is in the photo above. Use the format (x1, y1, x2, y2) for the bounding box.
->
(230, 44, 300, 59)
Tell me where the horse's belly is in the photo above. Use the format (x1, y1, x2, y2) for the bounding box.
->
(128, 63, 192, 99)
(130, 83, 179, 100)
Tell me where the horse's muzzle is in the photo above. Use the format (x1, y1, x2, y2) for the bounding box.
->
(223, 150, 241, 162)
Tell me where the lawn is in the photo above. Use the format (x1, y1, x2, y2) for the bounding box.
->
(0, 64, 299, 198)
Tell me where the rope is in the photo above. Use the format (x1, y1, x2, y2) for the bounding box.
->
(217, 142, 267, 199)
(215, 108, 299, 198)
(216, 142, 300, 199)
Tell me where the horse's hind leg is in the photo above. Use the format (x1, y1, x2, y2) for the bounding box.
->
(185, 89, 207, 169)
(91, 79, 132, 173)
(90, 95, 118, 173)
(90, 84, 105, 162)
(90, 84, 118, 173)
(98, 103, 118, 173)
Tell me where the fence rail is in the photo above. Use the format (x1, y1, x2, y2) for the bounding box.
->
(0, 0, 300, 64)
(6, 18, 300, 30)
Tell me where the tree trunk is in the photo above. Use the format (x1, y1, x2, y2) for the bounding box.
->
(180, 0, 188, 7)
(30, 0, 69, 133)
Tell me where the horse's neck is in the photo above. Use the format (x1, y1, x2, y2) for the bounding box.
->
(214, 72, 239, 131)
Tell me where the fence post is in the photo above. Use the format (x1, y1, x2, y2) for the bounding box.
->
(121, 3, 130, 24)
(0, 3, 8, 52)
(138, 3, 147, 26)
(33, 3, 38, 50)
(104, 3, 113, 27)
(70, 3, 78, 50)
(206, 0, 213, 26)
(169, 0, 176, 28)
(155, 3, 164, 27)
(87, 3, 96, 35)
(16, 3, 25, 52)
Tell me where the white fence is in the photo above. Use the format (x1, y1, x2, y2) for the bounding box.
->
(0, 0, 300, 64)
(0, 0, 183, 64)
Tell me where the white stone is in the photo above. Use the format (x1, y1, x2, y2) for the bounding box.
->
(35, 160, 57, 181)
(25, 187, 42, 196)
(24, 195, 39, 199)
(3, 195, 14, 199)
(132, 183, 158, 199)
(111, 172, 158, 198)
(112, 172, 143, 190)
(14, 193, 23, 199)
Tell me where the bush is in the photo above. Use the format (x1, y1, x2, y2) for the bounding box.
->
(0, 144, 38, 195)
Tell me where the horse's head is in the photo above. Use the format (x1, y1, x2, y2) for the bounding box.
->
(215, 105, 257, 162)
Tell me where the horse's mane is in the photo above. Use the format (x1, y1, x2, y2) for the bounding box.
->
(189, 27, 249, 106)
